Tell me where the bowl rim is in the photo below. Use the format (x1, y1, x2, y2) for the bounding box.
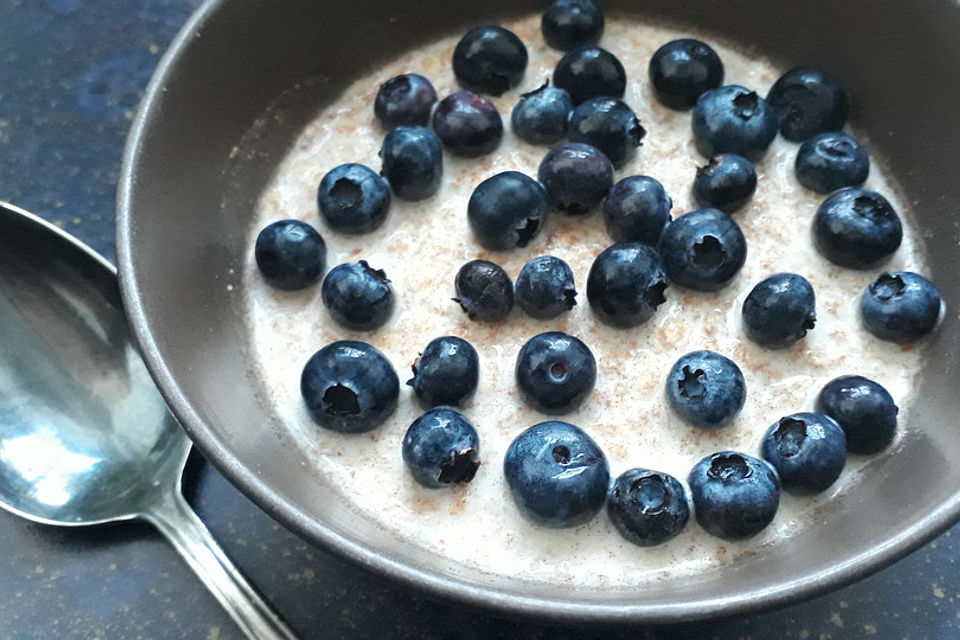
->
(116, 0, 960, 624)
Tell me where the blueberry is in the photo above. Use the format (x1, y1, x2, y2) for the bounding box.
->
(467, 171, 547, 250)
(692, 85, 778, 160)
(379, 125, 443, 201)
(688, 451, 780, 540)
(321, 261, 394, 331)
(586, 242, 668, 327)
(812, 188, 902, 269)
(658, 208, 747, 291)
(511, 84, 573, 145)
(254, 220, 326, 290)
(541, 0, 604, 51)
(692, 154, 757, 213)
(453, 259, 514, 322)
(452, 25, 528, 96)
(374, 73, 438, 130)
(742, 273, 817, 349)
(402, 408, 480, 489)
(766, 67, 849, 142)
(815, 375, 899, 454)
(316, 163, 391, 234)
(300, 340, 399, 433)
(602, 176, 672, 244)
(553, 45, 626, 105)
(503, 421, 609, 527)
(515, 331, 596, 414)
(515, 256, 577, 320)
(665, 350, 746, 428)
(432, 90, 503, 157)
(537, 142, 614, 214)
(567, 97, 646, 168)
(407, 336, 480, 410)
(648, 38, 724, 110)
(761, 413, 846, 495)
(607, 468, 690, 546)
(860, 271, 942, 343)
(795, 132, 870, 194)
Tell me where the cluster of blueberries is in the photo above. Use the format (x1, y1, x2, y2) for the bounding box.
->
(256, 0, 943, 545)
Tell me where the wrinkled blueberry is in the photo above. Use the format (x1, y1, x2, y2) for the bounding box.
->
(665, 350, 746, 428)
(541, 0, 604, 51)
(692, 85, 778, 160)
(602, 175, 672, 244)
(511, 83, 573, 144)
(321, 261, 394, 331)
(379, 125, 443, 201)
(454, 259, 514, 322)
(742, 273, 817, 349)
(815, 375, 899, 454)
(766, 67, 849, 142)
(516, 256, 577, 320)
(586, 242, 668, 327)
(515, 331, 596, 414)
(300, 340, 399, 433)
(467, 171, 547, 250)
(553, 45, 626, 105)
(860, 271, 942, 343)
(607, 468, 690, 546)
(402, 408, 480, 489)
(648, 38, 724, 110)
(255, 220, 326, 290)
(568, 97, 645, 168)
(692, 154, 757, 213)
(688, 451, 780, 540)
(408, 336, 480, 410)
(761, 413, 846, 495)
(658, 208, 747, 291)
(795, 132, 869, 194)
(317, 163, 391, 234)
(812, 188, 902, 269)
(538, 142, 614, 214)
(432, 90, 503, 157)
(374, 73, 438, 130)
(503, 421, 609, 527)
(452, 25, 528, 96)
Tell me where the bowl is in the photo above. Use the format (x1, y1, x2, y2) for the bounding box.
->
(117, 0, 960, 623)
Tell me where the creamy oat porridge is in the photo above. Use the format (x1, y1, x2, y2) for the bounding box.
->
(243, 14, 926, 586)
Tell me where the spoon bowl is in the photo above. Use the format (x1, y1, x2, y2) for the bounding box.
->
(0, 202, 295, 639)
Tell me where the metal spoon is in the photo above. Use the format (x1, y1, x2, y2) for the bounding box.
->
(0, 202, 297, 640)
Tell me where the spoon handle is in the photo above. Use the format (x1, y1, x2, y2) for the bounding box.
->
(143, 490, 298, 640)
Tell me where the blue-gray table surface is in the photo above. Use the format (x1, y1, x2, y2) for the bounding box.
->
(1, 2, 958, 638)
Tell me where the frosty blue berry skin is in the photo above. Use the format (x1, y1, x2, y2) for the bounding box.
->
(688, 451, 780, 540)
(742, 273, 817, 349)
(300, 341, 399, 434)
(665, 350, 746, 428)
(467, 171, 547, 250)
(504, 421, 610, 528)
(692, 85, 778, 160)
(515, 256, 577, 320)
(511, 84, 573, 145)
(607, 468, 690, 546)
(761, 413, 846, 495)
(402, 408, 481, 489)
(515, 331, 596, 415)
(859, 272, 942, 343)
(649, 38, 724, 110)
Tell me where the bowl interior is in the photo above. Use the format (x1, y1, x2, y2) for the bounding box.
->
(118, 0, 960, 622)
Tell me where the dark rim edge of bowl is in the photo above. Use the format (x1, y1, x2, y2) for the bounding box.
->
(115, 0, 960, 625)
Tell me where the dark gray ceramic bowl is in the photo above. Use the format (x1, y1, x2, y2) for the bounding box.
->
(117, 0, 960, 623)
